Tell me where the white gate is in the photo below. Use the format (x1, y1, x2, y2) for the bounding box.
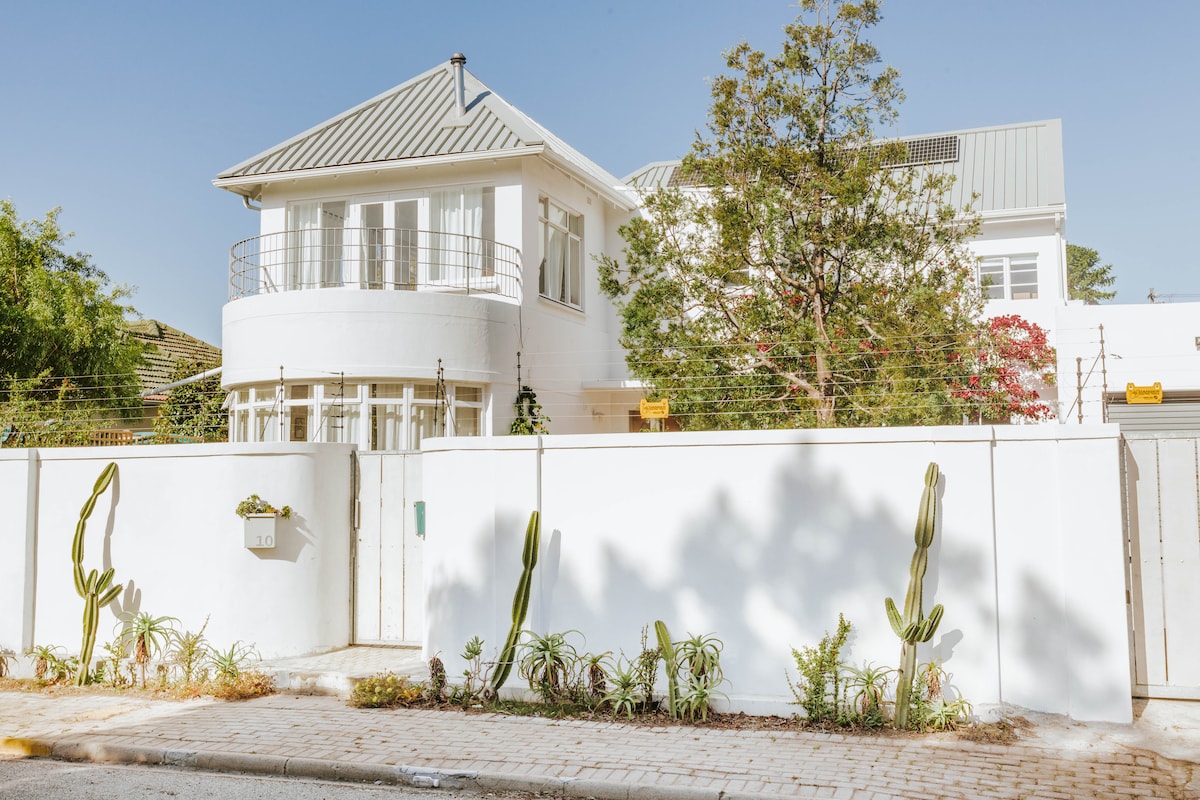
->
(354, 453, 423, 645)
(1123, 434, 1200, 699)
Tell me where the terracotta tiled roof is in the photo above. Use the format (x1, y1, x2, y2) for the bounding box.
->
(126, 320, 221, 394)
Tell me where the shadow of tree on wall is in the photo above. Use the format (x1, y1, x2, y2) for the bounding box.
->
(425, 439, 1126, 717)
(523, 445, 994, 702)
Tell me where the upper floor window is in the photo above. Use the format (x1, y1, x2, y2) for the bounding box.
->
(283, 187, 495, 292)
(538, 197, 583, 309)
(978, 254, 1038, 300)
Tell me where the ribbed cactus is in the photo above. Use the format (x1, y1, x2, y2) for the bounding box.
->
(885, 461, 945, 728)
(654, 620, 679, 717)
(489, 511, 540, 693)
(73, 462, 123, 686)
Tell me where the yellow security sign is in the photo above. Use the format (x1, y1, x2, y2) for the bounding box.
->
(1126, 383, 1163, 404)
(639, 398, 670, 419)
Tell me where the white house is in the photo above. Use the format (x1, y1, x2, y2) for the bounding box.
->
(214, 55, 1090, 446)
(214, 55, 643, 451)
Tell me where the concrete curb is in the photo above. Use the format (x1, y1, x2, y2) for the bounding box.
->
(9, 736, 708, 800)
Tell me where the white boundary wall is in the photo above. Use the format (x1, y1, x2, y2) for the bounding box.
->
(421, 425, 1132, 723)
(0, 443, 354, 665)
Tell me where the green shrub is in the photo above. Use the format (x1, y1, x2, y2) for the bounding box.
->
(788, 614, 851, 724)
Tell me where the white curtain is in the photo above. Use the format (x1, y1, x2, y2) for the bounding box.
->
(430, 188, 483, 284)
(288, 203, 320, 290)
(543, 223, 567, 302)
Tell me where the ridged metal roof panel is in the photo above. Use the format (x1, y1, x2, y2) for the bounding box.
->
(217, 60, 625, 202)
(623, 120, 1066, 214)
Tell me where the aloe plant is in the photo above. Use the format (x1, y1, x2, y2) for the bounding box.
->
(654, 620, 679, 718)
(885, 461, 946, 729)
(489, 511, 540, 693)
(72, 462, 123, 686)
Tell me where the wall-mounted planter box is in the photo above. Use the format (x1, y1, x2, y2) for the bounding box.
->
(243, 514, 278, 549)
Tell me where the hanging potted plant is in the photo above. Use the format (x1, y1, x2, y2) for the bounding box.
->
(236, 494, 291, 550)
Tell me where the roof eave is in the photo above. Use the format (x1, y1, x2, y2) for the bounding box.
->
(212, 145, 549, 194)
(540, 148, 637, 212)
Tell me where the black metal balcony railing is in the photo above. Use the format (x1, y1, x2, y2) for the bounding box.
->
(229, 228, 522, 301)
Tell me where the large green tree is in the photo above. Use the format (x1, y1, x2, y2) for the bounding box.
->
(0, 200, 144, 439)
(600, 0, 990, 429)
(1066, 243, 1116, 304)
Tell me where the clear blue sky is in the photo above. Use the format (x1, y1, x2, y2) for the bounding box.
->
(2, 1, 1196, 347)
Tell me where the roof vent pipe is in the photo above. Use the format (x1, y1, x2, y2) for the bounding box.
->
(450, 53, 467, 117)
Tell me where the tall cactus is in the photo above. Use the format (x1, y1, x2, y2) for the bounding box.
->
(489, 511, 540, 693)
(885, 461, 945, 728)
(73, 462, 123, 686)
(654, 620, 679, 717)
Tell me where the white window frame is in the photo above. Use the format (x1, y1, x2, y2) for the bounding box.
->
(538, 196, 584, 309)
(978, 254, 1038, 300)
(285, 185, 495, 293)
(229, 380, 486, 451)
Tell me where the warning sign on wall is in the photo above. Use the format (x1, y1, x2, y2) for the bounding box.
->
(1126, 383, 1164, 404)
(639, 398, 670, 419)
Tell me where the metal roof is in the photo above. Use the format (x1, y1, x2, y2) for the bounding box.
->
(624, 120, 1066, 214)
(216, 59, 633, 209)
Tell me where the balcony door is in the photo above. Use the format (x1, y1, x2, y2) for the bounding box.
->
(287, 201, 346, 290)
(286, 186, 492, 292)
(350, 199, 419, 289)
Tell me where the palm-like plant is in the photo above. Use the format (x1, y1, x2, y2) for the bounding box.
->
(26, 645, 66, 682)
(117, 612, 178, 687)
(0, 648, 15, 679)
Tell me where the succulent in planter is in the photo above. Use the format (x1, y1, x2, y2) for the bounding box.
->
(235, 494, 292, 519)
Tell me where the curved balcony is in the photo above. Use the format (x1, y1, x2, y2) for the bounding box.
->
(229, 228, 522, 302)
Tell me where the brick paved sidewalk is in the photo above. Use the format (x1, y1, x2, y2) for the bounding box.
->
(1, 691, 1196, 799)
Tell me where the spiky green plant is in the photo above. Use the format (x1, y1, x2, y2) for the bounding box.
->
(518, 629, 581, 703)
(602, 657, 644, 719)
(72, 462, 123, 686)
(490, 511, 540, 693)
(654, 620, 679, 718)
(885, 462, 946, 729)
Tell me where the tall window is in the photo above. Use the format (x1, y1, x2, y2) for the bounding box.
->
(428, 187, 494, 284)
(318, 380, 360, 444)
(538, 197, 583, 308)
(287, 201, 346, 289)
(452, 385, 483, 436)
(978, 254, 1038, 300)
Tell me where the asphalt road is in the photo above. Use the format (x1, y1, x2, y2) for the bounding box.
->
(0, 758, 527, 800)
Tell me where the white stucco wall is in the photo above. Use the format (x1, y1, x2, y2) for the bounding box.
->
(420, 425, 1131, 722)
(0, 443, 354, 665)
(222, 289, 520, 388)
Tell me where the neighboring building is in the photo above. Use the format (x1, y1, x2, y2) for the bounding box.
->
(109, 320, 222, 439)
(1054, 301, 1200, 429)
